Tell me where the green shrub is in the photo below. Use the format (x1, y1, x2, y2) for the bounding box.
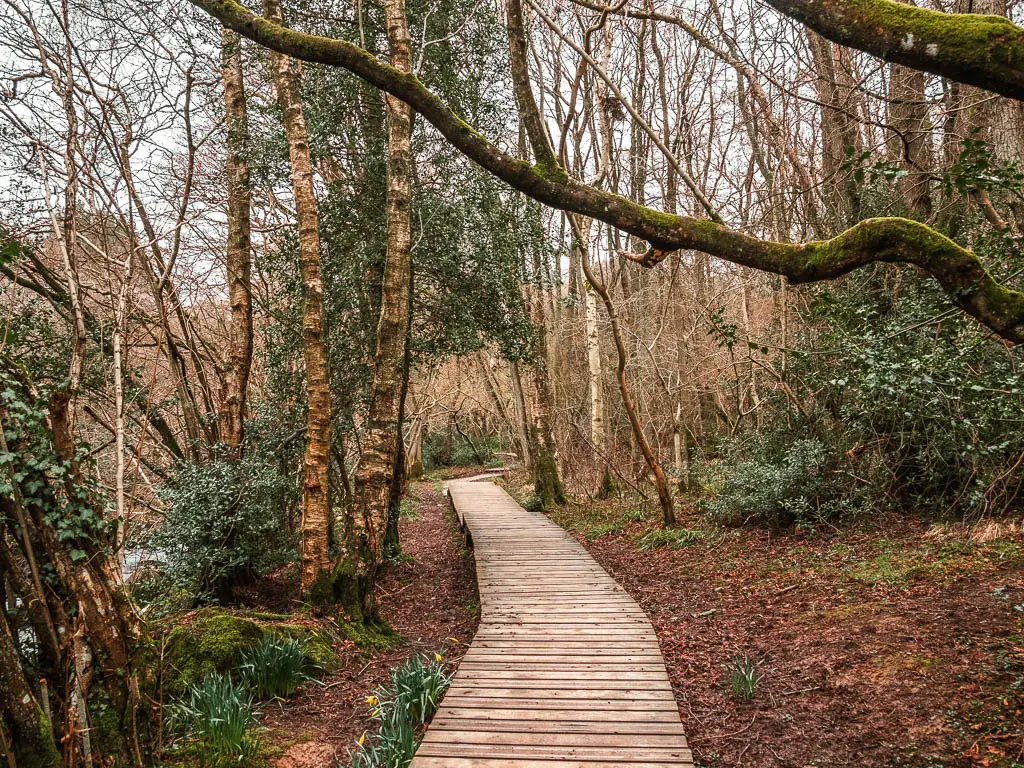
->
(240, 636, 312, 699)
(695, 148, 1024, 525)
(521, 493, 543, 512)
(699, 437, 849, 528)
(147, 449, 295, 599)
(799, 274, 1024, 519)
(168, 673, 261, 766)
(727, 656, 761, 701)
(422, 430, 504, 469)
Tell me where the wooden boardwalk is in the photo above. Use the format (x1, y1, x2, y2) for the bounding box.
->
(411, 476, 693, 767)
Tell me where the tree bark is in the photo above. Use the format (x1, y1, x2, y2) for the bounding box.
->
(509, 359, 534, 471)
(0, 613, 59, 768)
(339, 0, 415, 620)
(262, 0, 333, 598)
(886, 3, 933, 220)
(952, 0, 1024, 229)
(764, 0, 1024, 101)
(806, 30, 863, 226)
(219, 27, 254, 456)
(524, 244, 565, 509)
(1, 362, 141, 767)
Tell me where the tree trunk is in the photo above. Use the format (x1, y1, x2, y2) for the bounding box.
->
(384, 327, 412, 552)
(337, 0, 415, 622)
(0, 609, 60, 767)
(510, 359, 533, 471)
(575, 220, 675, 526)
(806, 30, 863, 227)
(526, 249, 565, 510)
(1, 361, 143, 767)
(262, 0, 333, 598)
(951, 0, 1024, 230)
(477, 351, 531, 464)
(886, 0, 932, 220)
(219, 26, 253, 456)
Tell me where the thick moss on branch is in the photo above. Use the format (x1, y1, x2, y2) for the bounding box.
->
(189, 0, 1024, 344)
(766, 0, 1024, 101)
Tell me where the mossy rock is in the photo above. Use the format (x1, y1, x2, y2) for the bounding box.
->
(163, 608, 345, 693)
(163, 608, 266, 693)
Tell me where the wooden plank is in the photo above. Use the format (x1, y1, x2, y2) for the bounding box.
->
(445, 687, 671, 700)
(414, 745, 692, 763)
(420, 730, 685, 747)
(429, 720, 687, 735)
(409, 479, 693, 767)
(412, 759, 692, 768)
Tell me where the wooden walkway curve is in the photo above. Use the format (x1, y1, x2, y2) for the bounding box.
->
(411, 475, 693, 767)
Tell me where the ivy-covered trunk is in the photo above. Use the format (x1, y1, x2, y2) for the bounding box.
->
(0, 614, 60, 767)
(0, 361, 145, 766)
(335, 0, 416, 623)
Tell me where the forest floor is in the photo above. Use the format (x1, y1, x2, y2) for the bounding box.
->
(243, 472, 480, 767)
(495, 471, 1024, 768)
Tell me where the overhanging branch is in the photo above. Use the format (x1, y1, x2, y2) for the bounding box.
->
(187, 0, 1024, 344)
(765, 0, 1024, 101)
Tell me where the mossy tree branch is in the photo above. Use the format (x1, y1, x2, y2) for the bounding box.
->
(189, 0, 1024, 344)
(504, 0, 559, 170)
(765, 0, 1024, 101)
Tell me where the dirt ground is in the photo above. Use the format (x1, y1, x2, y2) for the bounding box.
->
(251, 466, 1022, 767)
(258, 476, 480, 766)
(501, 472, 1024, 768)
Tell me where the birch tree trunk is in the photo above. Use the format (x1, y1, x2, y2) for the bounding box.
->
(262, 0, 333, 597)
(219, 26, 254, 457)
(112, 250, 133, 554)
(338, 0, 415, 621)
